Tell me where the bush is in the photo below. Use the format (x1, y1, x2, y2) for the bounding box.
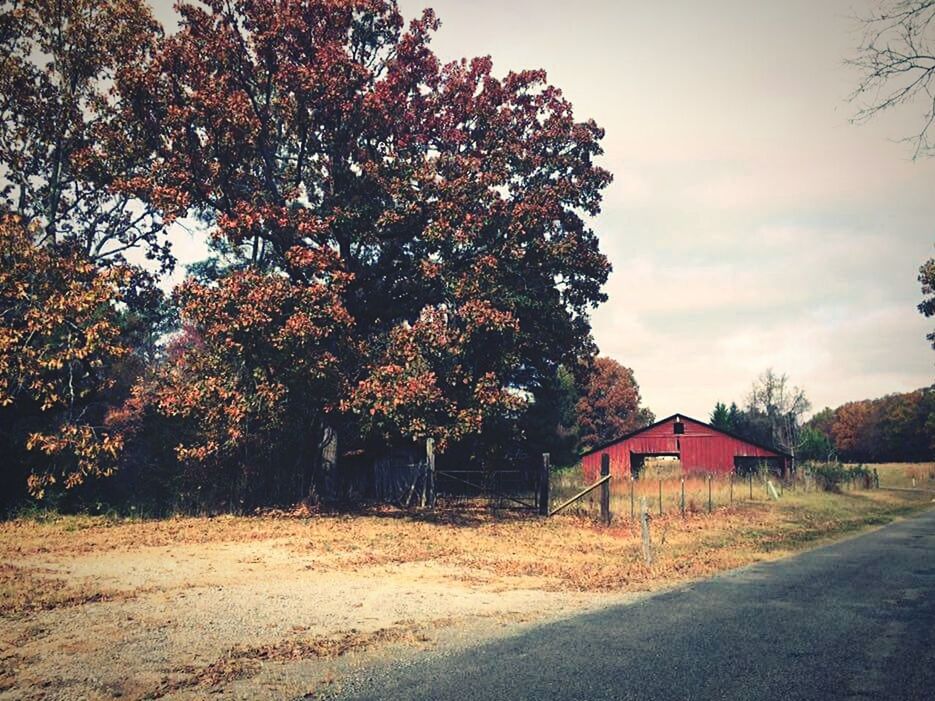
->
(808, 462, 872, 492)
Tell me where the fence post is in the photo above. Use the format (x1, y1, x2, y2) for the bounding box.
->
(425, 438, 436, 508)
(680, 478, 685, 516)
(630, 476, 635, 520)
(707, 475, 712, 513)
(538, 452, 550, 516)
(658, 480, 663, 516)
(779, 478, 783, 497)
(874, 468, 880, 489)
(729, 472, 733, 505)
(749, 473, 753, 500)
(640, 496, 653, 566)
(600, 453, 611, 525)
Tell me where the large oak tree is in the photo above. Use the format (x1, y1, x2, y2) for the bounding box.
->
(123, 0, 612, 481)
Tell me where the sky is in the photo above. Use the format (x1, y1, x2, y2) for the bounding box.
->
(150, 0, 935, 419)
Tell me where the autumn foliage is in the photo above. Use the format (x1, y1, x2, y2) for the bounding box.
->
(576, 357, 654, 450)
(0, 0, 169, 268)
(0, 0, 615, 509)
(817, 389, 935, 463)
(0, 216, 132, 497)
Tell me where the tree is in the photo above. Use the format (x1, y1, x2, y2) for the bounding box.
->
(0, 215, 133, 502)
(147, 259, 353, 509)
(747, 369, 811, 469)
(123, 0, 611, 470)
(522, 364, 580, 467)
(345, 301, 525, 452)
(800, 407, 836, 461)
(710, 401, 730, 429)
(576, 357, 653, 450)
(824, 389, 935, 462)
(0, 0, 170, 268)
(919, 254, 935, 348)
(831, 400, 875, 461)
(0, 0, 174, 505)
(799, 426, 835, 462)
(850, 1, 935, 158)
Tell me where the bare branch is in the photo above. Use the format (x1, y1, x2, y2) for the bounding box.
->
(848, 0, 935, 158)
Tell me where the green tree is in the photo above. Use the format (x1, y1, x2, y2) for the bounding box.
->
(799, 426, 834, 462)
(523, 365, 580, 467)
(710, 402, 730, 429)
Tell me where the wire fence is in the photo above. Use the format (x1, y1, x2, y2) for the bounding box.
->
(548, 468, 877, 523)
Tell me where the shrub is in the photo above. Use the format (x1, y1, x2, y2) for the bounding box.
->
(809, 462, 872, 492)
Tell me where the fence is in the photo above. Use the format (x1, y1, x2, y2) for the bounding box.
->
(370, 439, 546, 511)
(548, 459, 880, 524)
(370, 445, 886, 519)
(434, 467, 540, 510)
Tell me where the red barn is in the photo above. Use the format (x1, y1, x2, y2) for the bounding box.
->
(580, 414, 790, 481)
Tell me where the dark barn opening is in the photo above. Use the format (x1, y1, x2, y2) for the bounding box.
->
(733, 456, 784, 477)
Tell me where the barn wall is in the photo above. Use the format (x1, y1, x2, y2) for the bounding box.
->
(581, 415, 784, 481)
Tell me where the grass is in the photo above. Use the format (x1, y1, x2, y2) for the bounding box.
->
(551, 461, 935, 521)
(865, 462, 935, 489)
(2, 464, 931, 700)
(1, 466, 932, 614)
(551, 469, 789, 521)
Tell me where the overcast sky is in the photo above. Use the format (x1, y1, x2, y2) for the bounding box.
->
(151, 0, 935, 419)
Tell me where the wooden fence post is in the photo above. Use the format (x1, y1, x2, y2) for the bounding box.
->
(680, 478, 685, 516)
(749, 473, 753, 500)
(658, 480, 663, 516)
(630, 476, 635, 520)
(538, 453, 550, 516)
(729, 472, 734, 505)
(600, 453, 611, 525)
(640, 497, 653, 565)
(424, 438, 435, 508)
(707, 475, 712, 513)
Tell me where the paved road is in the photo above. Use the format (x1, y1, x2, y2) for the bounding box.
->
(340, 508, 935, 700)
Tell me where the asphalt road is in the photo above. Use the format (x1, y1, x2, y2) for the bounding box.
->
(339, 507, 935, 701)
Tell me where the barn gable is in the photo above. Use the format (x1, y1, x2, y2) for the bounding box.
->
(580, 414, 790, 481)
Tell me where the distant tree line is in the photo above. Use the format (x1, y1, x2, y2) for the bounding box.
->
(802, 388, 935, 463)
(712, 377, 935, 464)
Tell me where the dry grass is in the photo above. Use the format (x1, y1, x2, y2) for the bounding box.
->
(864, 462, 935, 489)
(1, 468, 931, 700)
(2, 476, 930, 612)
(552, 470, 790, 521)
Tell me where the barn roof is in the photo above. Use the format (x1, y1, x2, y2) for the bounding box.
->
(579, 413, 792, 460)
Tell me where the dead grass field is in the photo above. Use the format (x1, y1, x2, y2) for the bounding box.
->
(1, 463, 932, 700)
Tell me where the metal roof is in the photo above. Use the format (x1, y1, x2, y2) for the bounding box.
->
(579, 413, 793, 460)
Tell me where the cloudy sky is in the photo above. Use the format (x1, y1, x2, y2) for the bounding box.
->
(152, 0, 935, 419)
